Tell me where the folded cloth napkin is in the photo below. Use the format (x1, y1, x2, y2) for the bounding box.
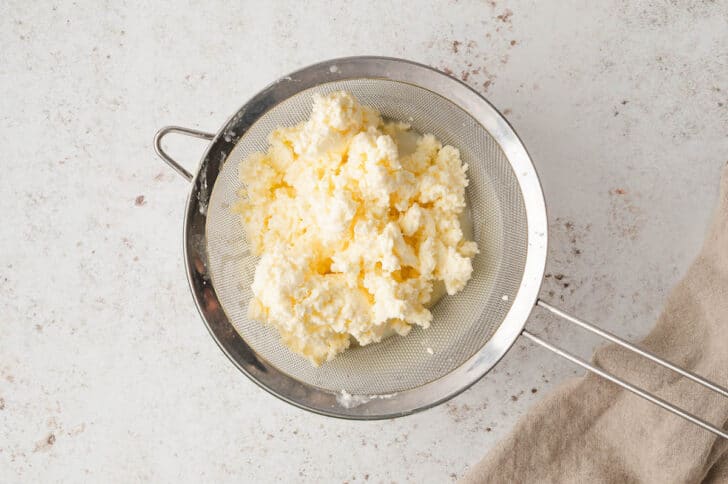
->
(462, 163, 728, 484)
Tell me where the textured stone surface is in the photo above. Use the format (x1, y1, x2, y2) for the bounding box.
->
(1, 1, 726, 482)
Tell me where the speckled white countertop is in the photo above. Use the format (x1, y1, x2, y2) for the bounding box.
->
(1, 1, 727, 482)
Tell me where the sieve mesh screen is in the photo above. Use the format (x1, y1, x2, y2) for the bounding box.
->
(205, 79, 527, 395)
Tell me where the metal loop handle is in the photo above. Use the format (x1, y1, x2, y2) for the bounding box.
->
(525, 300, 728, 440)
(153, 126, 215, 182)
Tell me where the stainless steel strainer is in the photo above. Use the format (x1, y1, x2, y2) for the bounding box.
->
(153, 57, 727, 437)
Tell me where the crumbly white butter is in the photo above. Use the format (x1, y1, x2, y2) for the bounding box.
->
(336, 389, 397, 409)
(236, 91, 478, 365)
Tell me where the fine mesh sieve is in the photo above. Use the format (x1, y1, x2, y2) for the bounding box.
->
(206, 78, 526, 395)
(154, 57, 728, 435)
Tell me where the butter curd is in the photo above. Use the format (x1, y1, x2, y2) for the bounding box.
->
(235, 91, 478, 365)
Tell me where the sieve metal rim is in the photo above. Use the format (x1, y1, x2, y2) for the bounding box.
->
(157, 57, 548, 419)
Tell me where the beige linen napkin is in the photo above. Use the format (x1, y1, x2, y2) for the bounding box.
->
(462, 163, 728, 484)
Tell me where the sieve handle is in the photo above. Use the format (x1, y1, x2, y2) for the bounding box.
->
(524, 299, 728, 440)
(153, 126, 215, 181)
